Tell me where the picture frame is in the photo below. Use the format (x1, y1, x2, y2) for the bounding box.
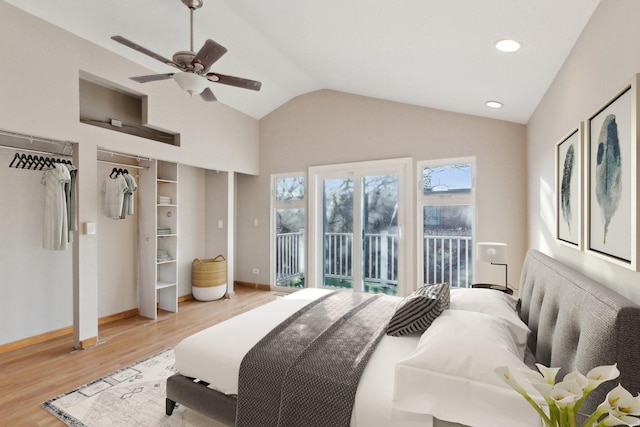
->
(585, 75, 639, 271)
(555, 124, 583, 249)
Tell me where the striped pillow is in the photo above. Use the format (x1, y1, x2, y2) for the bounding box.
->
(386, 283, 450, 336)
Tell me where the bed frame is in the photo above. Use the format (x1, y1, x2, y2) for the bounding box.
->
(519, 250, 640, 415)
(166, 249, 640, 425)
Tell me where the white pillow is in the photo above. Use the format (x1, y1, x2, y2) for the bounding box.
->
(450, 288, 529, 357)
(392, 310, 541, 427)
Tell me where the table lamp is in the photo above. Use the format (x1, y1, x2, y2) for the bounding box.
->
(476, 242, 508, 291)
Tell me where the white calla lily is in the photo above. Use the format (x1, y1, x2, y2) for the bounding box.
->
(586, 364, 620, 392)
(605, 385, 633, 410)
(601, 411, 640, 426)
(550, 380, 582, 409)
(521, 367, 546, 384)
(495, 366, 526, 393)
(606, 385, 640, 416)
(497, 364, 639, 427)
(533, 382, 555, 402)
(564, 370, 588, 391)
(536, 363, 561, 384)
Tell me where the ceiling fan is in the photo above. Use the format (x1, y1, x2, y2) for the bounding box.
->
(111, 0, 261, 102)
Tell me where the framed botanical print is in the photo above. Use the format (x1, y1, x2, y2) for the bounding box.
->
(585, 76, 639, 271)
(555, 125, 582, 248)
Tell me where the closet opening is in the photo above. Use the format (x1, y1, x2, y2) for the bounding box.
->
(96, 148, 152, 332)
(0, 128, 77, 351)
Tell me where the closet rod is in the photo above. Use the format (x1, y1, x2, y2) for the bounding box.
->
(97, 159, 149, 170)
(0, 144, 73, 158)
(0, 128, 74, 153)
(97, 147, 152, 162)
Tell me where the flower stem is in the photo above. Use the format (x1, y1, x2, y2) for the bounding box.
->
(567, 407, 577, 427)
(581, 410, 604, 427)
(519, 392, 553, 426)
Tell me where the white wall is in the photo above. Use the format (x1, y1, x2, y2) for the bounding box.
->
(0, 2, 257, 345)
(527, 0, 640, 303)
(205, 171, 230, 258)
(237, 90, 528, 293)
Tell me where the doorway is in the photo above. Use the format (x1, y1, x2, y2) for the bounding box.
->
(309, 158, 411, 296)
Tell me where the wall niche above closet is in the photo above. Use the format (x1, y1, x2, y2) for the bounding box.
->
(79, 74, 180, 146)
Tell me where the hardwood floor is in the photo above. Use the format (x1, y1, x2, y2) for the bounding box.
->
(0, 287, 278, 426)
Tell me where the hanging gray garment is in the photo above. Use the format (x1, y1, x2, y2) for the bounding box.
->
(120, 173, 136, 219)
(123, 173, 138, 216)
(64, 164, 78, 242)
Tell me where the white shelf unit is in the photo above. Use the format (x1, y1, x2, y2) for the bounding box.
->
(138, 160, 179, 319)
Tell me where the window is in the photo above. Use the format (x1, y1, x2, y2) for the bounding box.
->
(271, 174, 305, 288)
(418, 159, 475, 288)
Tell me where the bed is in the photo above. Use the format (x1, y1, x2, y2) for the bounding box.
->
(166, 250, 640, 426)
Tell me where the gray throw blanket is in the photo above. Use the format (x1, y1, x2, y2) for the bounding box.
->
(236, 291, 397, 427)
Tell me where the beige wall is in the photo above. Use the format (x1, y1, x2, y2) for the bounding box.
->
(527, 0, 640, 303)
(238, 90, 528, 292)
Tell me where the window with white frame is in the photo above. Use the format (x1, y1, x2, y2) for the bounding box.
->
(271, 173, 306, 288)
(417, 158, 475, 288)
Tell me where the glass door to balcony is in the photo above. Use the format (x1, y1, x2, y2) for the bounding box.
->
(311, 159, 408, 296)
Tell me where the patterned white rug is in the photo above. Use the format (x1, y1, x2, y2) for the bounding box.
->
(41, 349, 225, 426)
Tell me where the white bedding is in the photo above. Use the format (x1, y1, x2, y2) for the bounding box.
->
(175, 288, 538, 427)
(175, 288, 332, 395)
(175, 288, 435, 427)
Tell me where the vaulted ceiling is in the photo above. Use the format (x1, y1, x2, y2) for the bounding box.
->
(6, 0, 601, 123)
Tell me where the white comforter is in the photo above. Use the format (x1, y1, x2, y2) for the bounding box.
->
(174, 288, 435, 427)
(175, 287, 543, 427)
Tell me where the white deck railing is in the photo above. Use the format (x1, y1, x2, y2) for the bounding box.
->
(275, 232, 472, 288)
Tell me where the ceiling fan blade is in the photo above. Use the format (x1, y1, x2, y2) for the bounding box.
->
(130, 73, 175, 83)
(200, 87, 217, 102)
(193, 39, 228, 72)
(206, 72, 262, 91)
(111, 35, 183, 69)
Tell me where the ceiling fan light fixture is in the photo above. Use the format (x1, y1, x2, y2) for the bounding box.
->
(173, 71, 208, 96)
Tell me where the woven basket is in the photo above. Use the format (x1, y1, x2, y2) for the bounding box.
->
(192, 255, 226, 288)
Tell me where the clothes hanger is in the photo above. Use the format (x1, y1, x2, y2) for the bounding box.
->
(9, 152, 20, 168)
(110, 167, 119, 178)
(36, 156, 46, 170)
(43, 156, 53, 170)
(22, 155, 34, 169)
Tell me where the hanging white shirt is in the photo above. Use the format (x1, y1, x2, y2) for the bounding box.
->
(41, 163, 70, 250)
(121, 173, 138, 218)
(102, 175, 129, 220)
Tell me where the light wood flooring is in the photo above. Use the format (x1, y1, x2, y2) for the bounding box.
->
(0, 287, 278, 426)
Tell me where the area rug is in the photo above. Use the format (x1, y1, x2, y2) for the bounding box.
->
(41, 348, 226, 426)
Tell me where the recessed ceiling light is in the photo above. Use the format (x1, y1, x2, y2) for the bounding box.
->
(495, 39, 521, 53)
(486, 101, 503, 109)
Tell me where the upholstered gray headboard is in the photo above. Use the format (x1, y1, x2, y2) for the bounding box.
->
(519, 250, 640, 414)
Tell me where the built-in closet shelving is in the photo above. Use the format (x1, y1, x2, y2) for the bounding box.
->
(139, 160, 179, 319)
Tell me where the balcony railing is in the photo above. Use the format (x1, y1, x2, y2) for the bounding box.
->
(275, 232, 472, 289)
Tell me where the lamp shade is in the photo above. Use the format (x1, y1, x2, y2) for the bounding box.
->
(173, 71, 208, 96)
(476, 242, 507, 264)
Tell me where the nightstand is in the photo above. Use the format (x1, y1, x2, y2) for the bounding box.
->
(471, 283, 514, 295)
